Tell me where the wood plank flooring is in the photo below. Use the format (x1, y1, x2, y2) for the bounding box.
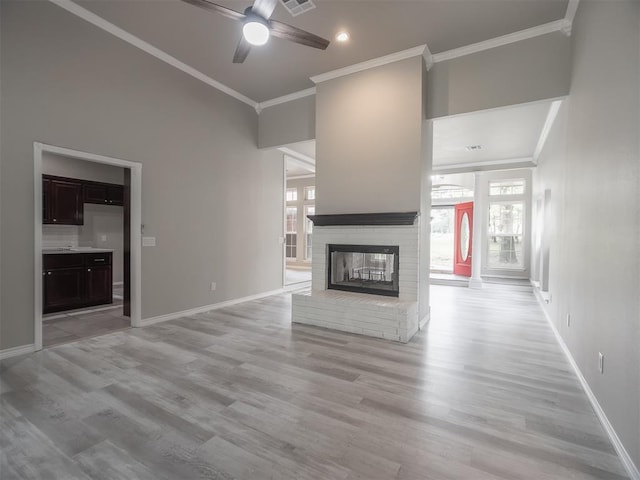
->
(0, 285, 629, 479)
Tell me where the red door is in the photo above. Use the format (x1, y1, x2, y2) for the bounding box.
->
(453, 202, 473, 277)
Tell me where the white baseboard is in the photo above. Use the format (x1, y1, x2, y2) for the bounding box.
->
(0, 344, 36, 360)
(112, 281, 124, 286)
(534, 290, 640, 480)
(138, 285, 307, 327)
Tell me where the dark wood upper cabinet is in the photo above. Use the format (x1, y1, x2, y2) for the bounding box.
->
(43, 176, 83, 225)
(107, 184, 124, 206)
(83, 181, 124, 206)
(42, 176, 124, 226)
(43, 177, 51, 223)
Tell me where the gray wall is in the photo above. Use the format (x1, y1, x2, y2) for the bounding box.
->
(315, 56, 425, 215)
(0, 1, 284, 350)
(258, 95, 316, 148)
(533, 1, 639, 468)
(426, 32, 572, 119)
(42, 152, 125, 185)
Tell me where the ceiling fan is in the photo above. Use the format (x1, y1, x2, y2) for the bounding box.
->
(181, 0, 330, 63)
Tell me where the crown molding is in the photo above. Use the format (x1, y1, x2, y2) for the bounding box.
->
(562, 0, 580, 36)
(423, 43, 434, 71)
(50, 0, 578, 115)
(533, 99, 563, 162)
(310, 45, 428, 84)
(258, 88, 316, 112)
(432, 20, 567, 64)
(48, 0, 258, 110)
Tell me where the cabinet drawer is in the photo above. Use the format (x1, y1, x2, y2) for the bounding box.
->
(84, 253, 112, 265)
(43, 254, 84, 269)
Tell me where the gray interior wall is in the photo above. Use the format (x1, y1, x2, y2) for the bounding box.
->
(42, 152, 125, 184)
(79, 205, 124, 283)
(0, 0, 284, 350)
(533, 1, 640, 468)
(426, 32, 571, 119)
(315, 56, 424, 214)
(258, 95, 316, 148)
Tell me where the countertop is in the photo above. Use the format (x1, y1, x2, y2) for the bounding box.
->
(43, 247, 114, 255)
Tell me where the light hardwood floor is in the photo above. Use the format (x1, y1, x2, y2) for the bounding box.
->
(0, 285, 629, 479)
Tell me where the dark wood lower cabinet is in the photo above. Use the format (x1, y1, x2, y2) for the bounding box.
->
(43, 253, 113, 314)
(43, 268, 85, 312)
(86, 265, 112, 305)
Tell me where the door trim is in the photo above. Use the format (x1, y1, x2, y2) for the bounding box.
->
(34, 142, 143, 351)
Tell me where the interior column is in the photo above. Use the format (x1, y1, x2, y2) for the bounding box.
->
(469, 172, 484, 288)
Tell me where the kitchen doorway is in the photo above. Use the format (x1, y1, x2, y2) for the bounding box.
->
(34, 143, 142, 351)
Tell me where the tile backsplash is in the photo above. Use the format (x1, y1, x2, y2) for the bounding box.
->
(42, 225, 80, 248)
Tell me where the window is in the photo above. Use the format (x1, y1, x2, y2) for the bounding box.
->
(431, 185, 473, 200)
(304, 186, 316, 201)
(286, 207, 297, 259)
(487, 202, 524, 269)
(286, 188, 297, 202)
(430, 207, 455, 272)
(305, 205, 315, 260)
(489, 179, 525, 196)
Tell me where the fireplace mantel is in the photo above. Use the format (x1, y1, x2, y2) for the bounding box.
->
(307, 212, 418, 227)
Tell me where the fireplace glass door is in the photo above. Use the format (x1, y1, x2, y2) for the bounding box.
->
(328, 245, 399, 297)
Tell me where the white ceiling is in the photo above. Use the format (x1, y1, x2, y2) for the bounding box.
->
(432, 101, 554, 169)
(74, 0, 569, 102)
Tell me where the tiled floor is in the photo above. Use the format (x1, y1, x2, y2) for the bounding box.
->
(43, 292, 130, 348)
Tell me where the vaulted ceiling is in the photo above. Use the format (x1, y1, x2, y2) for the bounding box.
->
(76, 0, 569, 102)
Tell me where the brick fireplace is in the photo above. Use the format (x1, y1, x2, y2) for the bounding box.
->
(292, 212, 428, 343)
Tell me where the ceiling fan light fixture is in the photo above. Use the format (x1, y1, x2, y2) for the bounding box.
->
(243, 18, 270, 46)
(336, 31, 350, 42)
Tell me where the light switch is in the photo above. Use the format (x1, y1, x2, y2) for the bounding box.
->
(100, 235, 107, 242)
(142, 236, 156, 247)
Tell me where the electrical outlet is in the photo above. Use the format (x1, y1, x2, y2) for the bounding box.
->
(210, 282, 217, 291)
(100, 234, 107, 242)
(598, 352, 604, 374)
(566, 313, 571, 327)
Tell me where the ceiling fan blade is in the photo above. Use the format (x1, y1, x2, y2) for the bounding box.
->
(233, 37, 252, 63)
(251, 0, 278, 20)
(180, 0, 245, 22)
(270, 20, 330, 50)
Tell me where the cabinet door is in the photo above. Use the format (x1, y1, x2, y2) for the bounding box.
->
(50, 179, 83, 225)
(43, 267, 84, 313)
(107, 185, 124, 206)
(86, 265, 112, 305)
(84, 182, 109, 205)
(42, 177, 52, 223)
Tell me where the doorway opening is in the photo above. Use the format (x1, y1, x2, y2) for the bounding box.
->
(34, 143, 142, 351)
(280, 143, 315, 286)
(430, 176, 474, 278)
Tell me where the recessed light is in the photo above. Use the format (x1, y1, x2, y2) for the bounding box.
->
(336, 31, 350, 42)
(465, 145, 482, 151)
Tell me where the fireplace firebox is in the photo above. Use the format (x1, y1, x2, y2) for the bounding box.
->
(327, 244, 399, 297)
